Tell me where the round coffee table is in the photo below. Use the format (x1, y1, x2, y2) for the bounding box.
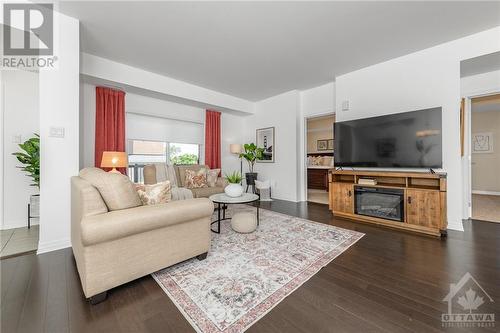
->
(208, 193, 259, 233)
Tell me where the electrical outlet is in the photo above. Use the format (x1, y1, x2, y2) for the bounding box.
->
(12, 134, 22, 143)
(49, 127, 65, 138)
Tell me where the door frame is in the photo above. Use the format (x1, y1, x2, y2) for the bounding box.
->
(462, 89, 500, 219)
(303, 112, 335, 202)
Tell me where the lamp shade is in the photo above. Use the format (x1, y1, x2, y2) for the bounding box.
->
(101, 151, 128, 169)
(230, 144, 242, 154)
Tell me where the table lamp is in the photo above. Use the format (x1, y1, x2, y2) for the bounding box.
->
(101, 151, 128, 173)
(230, 144, 243, 184)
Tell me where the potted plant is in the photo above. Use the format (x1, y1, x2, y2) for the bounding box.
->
(12, 134, 40, 224)
(239, 143, 264, 186)
(12, 134, 40, 188)
(224, 171, 243, 197)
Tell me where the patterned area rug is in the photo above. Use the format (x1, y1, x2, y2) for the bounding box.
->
(153, 205, 364, 333)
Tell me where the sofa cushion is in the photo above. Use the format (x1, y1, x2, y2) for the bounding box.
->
(190, 186, 224, 198)
(206, 169, 220, 187)
(79, 167, 142, 211)
(80, 198, 214, 246)
(185, 169, 208, 189)
(136, 181, 172, 205)
(176, 165, 210, 187)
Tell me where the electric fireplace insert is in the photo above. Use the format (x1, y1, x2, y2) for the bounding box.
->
(354, 186, 404, 222)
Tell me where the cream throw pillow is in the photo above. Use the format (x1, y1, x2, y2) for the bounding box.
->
(79, 167, 142, 211)
(185, 168, 208, 188)
(135, 181, 172, 205)
(206, 169, 220, 187)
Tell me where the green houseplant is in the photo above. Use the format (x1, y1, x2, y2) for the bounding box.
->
(12, 134, 40, 188)
(224, 171, 243, 197)
(239, 143, 264, 186)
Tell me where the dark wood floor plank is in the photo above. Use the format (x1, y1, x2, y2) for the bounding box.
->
(44, 250, 70, 333)
(1, 200, 499, 333)
(16, 253, 50, 333)
(1, 255, 37, 333)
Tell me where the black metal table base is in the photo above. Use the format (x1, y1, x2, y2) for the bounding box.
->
(211, 202, 260, 233)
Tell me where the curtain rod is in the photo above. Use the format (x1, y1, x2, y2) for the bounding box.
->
(98, 84, 125, 92)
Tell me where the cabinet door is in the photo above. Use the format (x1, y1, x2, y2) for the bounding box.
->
(406, 189, 441, 228)
(331, 183, 353, 214)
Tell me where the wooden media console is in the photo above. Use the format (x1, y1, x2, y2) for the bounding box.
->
(329, 170, 447, 237)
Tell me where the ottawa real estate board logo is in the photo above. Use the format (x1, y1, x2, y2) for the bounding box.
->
(442, 272, 495, 328)
(2, 3, 57, 69)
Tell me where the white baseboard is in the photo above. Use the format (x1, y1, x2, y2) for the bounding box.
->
(1, 219, 39, 230)
(37, 238, 71, 255)
(447, 220, 464, 232)
(472, 190, 500, 196)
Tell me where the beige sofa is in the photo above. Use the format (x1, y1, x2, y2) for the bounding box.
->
(71, 174, 214, 303)
(144, 164, 226, 198)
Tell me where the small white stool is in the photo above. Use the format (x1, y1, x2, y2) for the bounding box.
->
(231, 212, 257, 233)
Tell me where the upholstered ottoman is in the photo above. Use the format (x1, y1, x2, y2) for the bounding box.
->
(231, 212, 257, 233)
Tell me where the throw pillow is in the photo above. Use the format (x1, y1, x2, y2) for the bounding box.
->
(79, 167, 142, 211)
(185, 168, 208, 188)
(206, 169, 220, 187)
(135, 181, 172, 205)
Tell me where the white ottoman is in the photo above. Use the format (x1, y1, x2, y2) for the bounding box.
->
(231, 212, 257, 233)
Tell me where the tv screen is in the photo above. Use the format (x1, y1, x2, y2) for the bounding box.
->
(334, 107, 442, 168)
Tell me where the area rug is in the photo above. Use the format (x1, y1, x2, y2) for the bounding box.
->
(152, 205, 364, 333)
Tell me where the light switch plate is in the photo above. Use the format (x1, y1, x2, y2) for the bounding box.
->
(49, 127, 65, 138)
(342, 100, 350, 111)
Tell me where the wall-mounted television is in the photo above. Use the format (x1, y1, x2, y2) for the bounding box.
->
(334, 107, 442, 168)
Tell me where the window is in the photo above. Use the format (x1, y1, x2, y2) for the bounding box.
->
(128, 140, 167, 164)
(169, 143, 200, 165)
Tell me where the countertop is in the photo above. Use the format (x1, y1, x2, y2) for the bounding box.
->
(307, 165, 334, 169)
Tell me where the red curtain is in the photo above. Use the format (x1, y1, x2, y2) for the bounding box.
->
(205, 110, 221, 169)
(95, 86, 126, 174)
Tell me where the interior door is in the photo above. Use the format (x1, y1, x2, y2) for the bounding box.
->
(406, 189, 441, 228)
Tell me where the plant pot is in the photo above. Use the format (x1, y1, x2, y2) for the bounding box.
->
(225, 183, 244, 197)
(245, 172, 258, 186)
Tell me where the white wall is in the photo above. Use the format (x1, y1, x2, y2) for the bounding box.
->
(1, 70, 39, 230)
(461, 70, 500, 97)
(335, 27, 500, 231)
(81, 53, 254, 115)
(38, 12, 80, 254)
(244, 90, 300, 201)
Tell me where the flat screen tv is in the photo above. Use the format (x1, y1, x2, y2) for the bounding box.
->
(334, 107, 442, 168)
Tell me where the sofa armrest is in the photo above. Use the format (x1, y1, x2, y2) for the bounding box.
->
(80, 198, 213, 246)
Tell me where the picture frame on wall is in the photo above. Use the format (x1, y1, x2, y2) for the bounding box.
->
(327, 139, 334, 150)
(317, 139, 328, 151)
(256, 127, 275, 163)
(472, 132, 493, 153)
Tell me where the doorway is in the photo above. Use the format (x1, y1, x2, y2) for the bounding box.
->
(470, 94, 500, 223)
(305, 114, 335, 205)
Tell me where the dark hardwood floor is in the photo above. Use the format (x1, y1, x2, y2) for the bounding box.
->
(1, 200, 499, 332)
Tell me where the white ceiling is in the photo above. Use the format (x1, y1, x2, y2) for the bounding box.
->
(58, 1, 500, 101)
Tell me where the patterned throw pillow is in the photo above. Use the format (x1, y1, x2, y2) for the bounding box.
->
(206, 169, 220, 187)
(135, 181, 172, 205)
(185, 169, 208, 188)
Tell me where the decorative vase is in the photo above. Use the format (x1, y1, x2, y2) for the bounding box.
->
(245, 172, 258, 185)
(225, 183, 244, 197)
